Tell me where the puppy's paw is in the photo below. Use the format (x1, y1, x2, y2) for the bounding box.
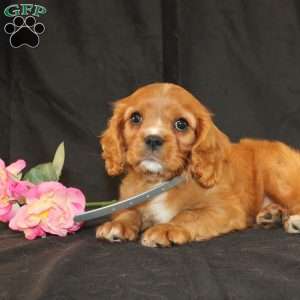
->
(96, 221, 139, 242)
(284, 215, 300, 233)
(141, 224, 191, 247)
(256, 204, 286, 229)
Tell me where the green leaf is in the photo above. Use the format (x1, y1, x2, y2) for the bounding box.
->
(23, 163, 58, 184)
(52, 142, 65, 180)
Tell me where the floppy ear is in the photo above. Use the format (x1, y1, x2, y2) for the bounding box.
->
(100, 99, 127, 176)
(191, 116, 230, 188)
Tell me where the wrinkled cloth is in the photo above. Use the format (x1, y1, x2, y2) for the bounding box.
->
(1, 223, 300, 300)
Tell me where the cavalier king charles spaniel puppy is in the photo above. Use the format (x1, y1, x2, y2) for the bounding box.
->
(96, 83, 300, 247)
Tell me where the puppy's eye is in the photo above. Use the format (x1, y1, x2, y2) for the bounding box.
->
(174, 118, 189, 131)
(130, 112, 142, 124)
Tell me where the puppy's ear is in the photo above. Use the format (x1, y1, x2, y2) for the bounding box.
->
(100, 99, 127, 176)
(191, 114, 230, 188)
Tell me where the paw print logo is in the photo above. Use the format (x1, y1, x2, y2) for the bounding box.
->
(4, 16, 45, 48)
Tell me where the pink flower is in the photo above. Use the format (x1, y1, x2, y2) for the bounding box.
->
(0, 159, 27, 222)
(9, 182, 86, 240)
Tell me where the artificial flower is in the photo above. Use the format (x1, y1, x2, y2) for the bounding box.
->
(0, 159, 27, 222)
(9, 182, 85, 240)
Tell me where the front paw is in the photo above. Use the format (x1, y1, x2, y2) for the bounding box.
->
(96, 221, 139, 242)
(141, 224, 191, 247)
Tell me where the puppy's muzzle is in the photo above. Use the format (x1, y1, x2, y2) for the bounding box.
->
(144, 135, 164, 151)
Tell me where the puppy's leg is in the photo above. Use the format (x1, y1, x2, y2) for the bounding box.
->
(264, 199, 300, 234)
(264, 185, 300, 234)
(256, 203, 286, 229)
(256, 200, 300, 233)
(263, 201, 300, 234)
(254, 141, 300, 233)
(96, 209, 142, 242)
(282, 207, 300, 234)
(267, 194, 300, 233)
(142, 206, 247, 247)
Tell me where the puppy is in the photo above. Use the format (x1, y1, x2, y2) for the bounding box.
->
(96, 83, 300, 247)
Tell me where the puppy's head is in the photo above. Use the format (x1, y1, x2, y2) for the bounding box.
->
(100, 83, 230, 187)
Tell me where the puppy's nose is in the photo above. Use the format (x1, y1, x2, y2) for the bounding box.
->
(144, 135, 164, 150)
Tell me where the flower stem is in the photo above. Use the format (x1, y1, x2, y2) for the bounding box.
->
(86, 200, 117, 208)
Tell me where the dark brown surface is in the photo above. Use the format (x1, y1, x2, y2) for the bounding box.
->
(1, 223, 300, 300)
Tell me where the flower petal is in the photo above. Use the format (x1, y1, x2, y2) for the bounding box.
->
(23, 227, 46, 240)
(8, 182, 86, 239)
(6, 160, 26, 175)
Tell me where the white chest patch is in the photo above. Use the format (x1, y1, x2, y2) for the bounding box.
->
(147, 193, 175, 224)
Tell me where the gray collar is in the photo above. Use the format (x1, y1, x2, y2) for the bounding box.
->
(74, 175, 186, 222)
